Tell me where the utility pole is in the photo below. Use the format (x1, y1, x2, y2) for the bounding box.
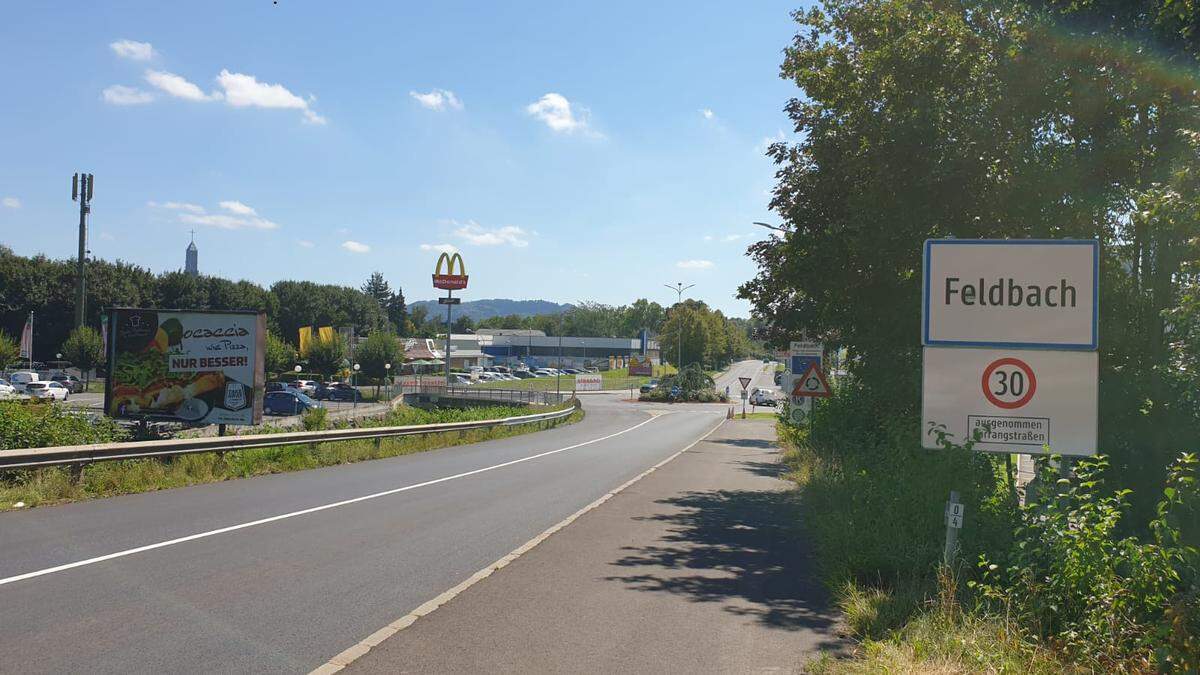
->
(72, 173, 94, 328)
(664, 282, 694, 372)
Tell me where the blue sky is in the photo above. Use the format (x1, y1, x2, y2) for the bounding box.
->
(0, 1, 803, 316)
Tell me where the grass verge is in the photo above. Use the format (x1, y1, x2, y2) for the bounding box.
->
(0, 403, 582, 511)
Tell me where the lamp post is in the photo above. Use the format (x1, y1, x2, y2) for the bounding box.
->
(384, 362, 392, 400)
(664, 282, 694, 373)
(353, 363, 360, 407)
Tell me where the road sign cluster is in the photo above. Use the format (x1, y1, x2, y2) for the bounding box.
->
(784, 341, 829, 424)
(920, 240, 1099, 456)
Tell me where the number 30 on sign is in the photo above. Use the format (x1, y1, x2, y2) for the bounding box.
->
(921, 347, 1097, 456)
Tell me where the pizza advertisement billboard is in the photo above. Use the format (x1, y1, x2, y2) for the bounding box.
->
(104, 308, 266, 425)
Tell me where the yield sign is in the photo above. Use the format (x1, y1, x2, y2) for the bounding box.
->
(792, 363, 832, 398)
(738, 377, 752, 390)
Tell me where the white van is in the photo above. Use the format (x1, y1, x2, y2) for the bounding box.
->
(8, 371, 39, 392)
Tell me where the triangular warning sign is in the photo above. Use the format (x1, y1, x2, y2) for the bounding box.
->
(738, 377, 752, 390)
(792, 363, 832, 398)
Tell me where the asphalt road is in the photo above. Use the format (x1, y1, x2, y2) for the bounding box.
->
(349, 417, 843, 674)
(0, 370, 750, 673)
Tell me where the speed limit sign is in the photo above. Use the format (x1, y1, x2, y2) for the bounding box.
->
(921, 347, 1097, 456)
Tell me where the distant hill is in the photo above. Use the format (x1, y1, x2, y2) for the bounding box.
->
(409, 298, 573, 322)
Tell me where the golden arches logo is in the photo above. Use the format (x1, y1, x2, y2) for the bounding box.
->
(433, 252, 469, 290)
(434, 252, 467, 276)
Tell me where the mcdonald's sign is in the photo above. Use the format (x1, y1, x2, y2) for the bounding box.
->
(433, 252, 469, 290)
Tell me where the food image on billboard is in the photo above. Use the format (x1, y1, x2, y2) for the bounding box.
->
(105, 309, 265, 425)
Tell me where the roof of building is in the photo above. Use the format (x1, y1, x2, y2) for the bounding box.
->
(474, 328, 546, 337)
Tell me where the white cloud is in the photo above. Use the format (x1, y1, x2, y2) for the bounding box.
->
(758, 130, 787, 153)
(409, 89, 463, 111)
(216, 70, 326, 124)
(722, 234, 745, 242)
(420, 243, 459, 254)
(341, 240, 370, 254)
(110, 39, 156, 61)
(219, 200, 257, 216)
(2, 197, 20, 209)
(297, 240, 315, 248)
(148, 200, 205, 213)
(152, 199, 278, 229)
(676, 259, 714, 270)
(526, 93, 593, 134)
(452, 220, 529, 247)
(145, 69, 215, 101)
(102, 85, 154, 105)
(701, 108, 715, 120)
(703, 235, 714, 242)
(180, 212, 279, 230)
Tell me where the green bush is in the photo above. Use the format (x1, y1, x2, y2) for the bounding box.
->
(973, 454, 1200, 670)
(302, 406, 328, 431)
(0, 401, 126, 450)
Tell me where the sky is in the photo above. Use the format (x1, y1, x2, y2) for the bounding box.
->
(0, 1, 804, 317)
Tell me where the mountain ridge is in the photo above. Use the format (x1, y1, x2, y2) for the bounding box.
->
(408, 298, 573, 322)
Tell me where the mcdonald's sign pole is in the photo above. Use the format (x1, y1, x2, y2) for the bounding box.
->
(433, 252, 469, 387)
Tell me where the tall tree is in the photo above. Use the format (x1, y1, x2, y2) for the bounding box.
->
(304, 334, 347, 379)
(264, 332, 298, 377)
(355, 330, 400, 396)
(741, 0, 1200, 523)
(0, 331, 19, 371)
(60, 327, 104, 387)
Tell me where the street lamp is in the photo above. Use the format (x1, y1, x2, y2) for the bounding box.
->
(353, 363, 361, 407)
(752, 221, 787, 232)
(384, 362, 392, 399)
(664, 282, 695, 373)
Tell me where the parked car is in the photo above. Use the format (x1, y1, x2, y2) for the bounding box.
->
(263, 391, 322, 416)
(640, 378, 660, 394)
(49, 374, 85, 393)
(512, 371, 535, 379)
(292, 379, 318, 395)
(0, 378, 16, 398)
(561, 368, 581, 375)
(750, 388, 777, 406)
(265, 381, 301, 393)
(25, 381, 69, 401)
(583, 367, 600, 373)
(313, 382, 346, 400)
(8, 371, 39, 392)
(322, 383, 361, 402)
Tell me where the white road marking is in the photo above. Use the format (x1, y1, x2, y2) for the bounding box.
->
(0, 413, 673, 588)
(313, 414, 729, 673)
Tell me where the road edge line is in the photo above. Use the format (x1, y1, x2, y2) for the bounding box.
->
(312, 414, 729, 673)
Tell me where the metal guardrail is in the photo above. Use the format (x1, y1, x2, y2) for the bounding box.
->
(400, 382, 569, 406)
(0, 401, 579, 471)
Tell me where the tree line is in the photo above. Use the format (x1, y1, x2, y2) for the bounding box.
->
(0, 246, 758, 373)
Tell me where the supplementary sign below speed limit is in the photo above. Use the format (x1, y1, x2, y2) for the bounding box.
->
(921, 346, 1097, 455)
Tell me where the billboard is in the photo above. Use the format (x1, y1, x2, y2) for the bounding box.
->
(575, 372, 602, 391)
(629, 354, 653, 376)
(105, 309, 265, 425)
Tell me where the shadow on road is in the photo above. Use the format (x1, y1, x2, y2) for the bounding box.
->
(735, 460, 787, 479)
(708, 437, 776, 449)
(603, 487, 845, 650)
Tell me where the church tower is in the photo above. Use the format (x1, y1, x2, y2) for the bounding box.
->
(185, 231, 199, 276)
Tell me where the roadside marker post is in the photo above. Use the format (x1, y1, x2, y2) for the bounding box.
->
(944, 491, 963, 565)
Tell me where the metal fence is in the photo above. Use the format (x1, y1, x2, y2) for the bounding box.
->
(399, 381, 570, 406)
(0, 401, 579, 471)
